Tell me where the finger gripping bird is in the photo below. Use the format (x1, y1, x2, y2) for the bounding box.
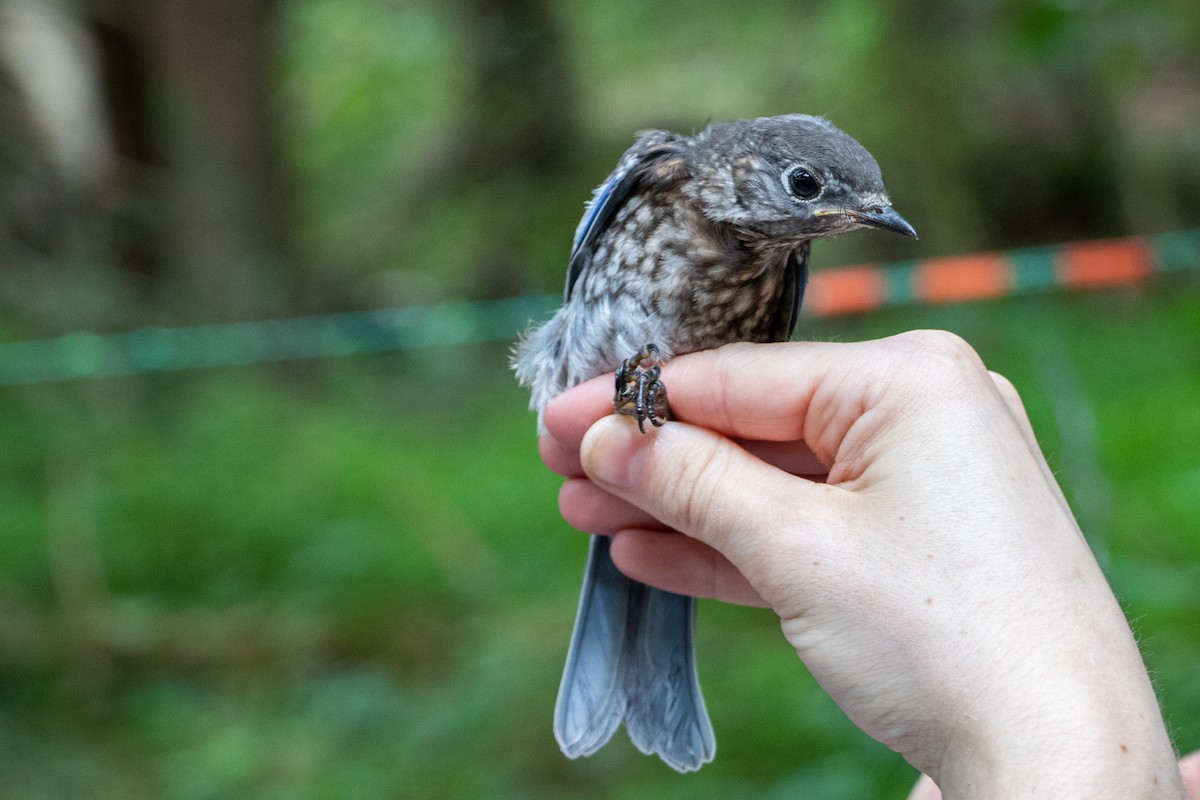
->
(513, 114, 916, 772)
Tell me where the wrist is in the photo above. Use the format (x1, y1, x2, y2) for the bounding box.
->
(939, 698, 1182, 799)
(930, 629, 1185, 799)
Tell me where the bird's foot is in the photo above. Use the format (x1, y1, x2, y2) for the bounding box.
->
(614, 344, 669, 433)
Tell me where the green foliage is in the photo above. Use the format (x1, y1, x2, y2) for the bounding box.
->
(1, 289, 1198, 798)
(277, 0, 1200, 298)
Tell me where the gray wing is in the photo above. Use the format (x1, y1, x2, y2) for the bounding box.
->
(565, 130, 689, 301)
(771, 240, 811, 342)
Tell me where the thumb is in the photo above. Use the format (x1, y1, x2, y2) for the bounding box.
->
(580, 414, 844, 594)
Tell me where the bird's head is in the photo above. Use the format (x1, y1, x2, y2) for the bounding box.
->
(687, 114, 917, 245)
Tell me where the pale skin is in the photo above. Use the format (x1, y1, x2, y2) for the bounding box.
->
(538, 331, 1193, 799)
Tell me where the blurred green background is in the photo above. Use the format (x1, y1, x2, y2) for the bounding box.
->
(1, 0, 1198, 797)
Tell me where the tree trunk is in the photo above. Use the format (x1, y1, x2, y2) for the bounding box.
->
(83, 0, 305, 319)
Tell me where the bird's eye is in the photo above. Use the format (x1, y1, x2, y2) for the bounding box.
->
(786, 168, 821, 200)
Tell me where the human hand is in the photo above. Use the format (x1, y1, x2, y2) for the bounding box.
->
(539, 332, 1185, 799)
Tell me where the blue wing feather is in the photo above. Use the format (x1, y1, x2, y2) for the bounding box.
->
(564, 169, 637, 300)
(571, 173, 620, 257)
(564, 131, 686, 301)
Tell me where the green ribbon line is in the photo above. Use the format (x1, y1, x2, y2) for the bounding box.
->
(0, 296, 555, 385)
(1, 230, 1197, 386)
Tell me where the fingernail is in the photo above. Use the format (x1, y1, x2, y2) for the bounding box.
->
(581, 415, 648, 489)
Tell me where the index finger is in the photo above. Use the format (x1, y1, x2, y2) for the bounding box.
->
(655, 341, 840, 441)
(544, 341, 845, 445)
(542, 375, 614, 448)
(542, 367, 827, 476)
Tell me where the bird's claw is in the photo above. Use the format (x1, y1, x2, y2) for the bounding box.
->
(614, 344, 669, 433)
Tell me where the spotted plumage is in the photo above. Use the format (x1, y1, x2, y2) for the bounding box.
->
(513, 114, 916, 772)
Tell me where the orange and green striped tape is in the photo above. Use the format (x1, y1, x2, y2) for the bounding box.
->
(807, 229, 1199, 316)
(0, 229, 1197, 384)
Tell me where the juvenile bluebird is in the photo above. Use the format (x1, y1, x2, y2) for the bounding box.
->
(513, 114, 916, 772)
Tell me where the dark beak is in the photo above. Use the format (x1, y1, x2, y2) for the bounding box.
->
(851, 205, 918, 239)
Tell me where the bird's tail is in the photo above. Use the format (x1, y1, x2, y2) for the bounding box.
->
(553, 535, 716, 772)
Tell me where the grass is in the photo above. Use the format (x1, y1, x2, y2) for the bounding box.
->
(0, 282, 1197, 798)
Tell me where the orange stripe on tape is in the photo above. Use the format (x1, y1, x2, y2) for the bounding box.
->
(1058, 238, 1151, 287)
(915, 253, 1010, 303)
(808, 266, 886, 316)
